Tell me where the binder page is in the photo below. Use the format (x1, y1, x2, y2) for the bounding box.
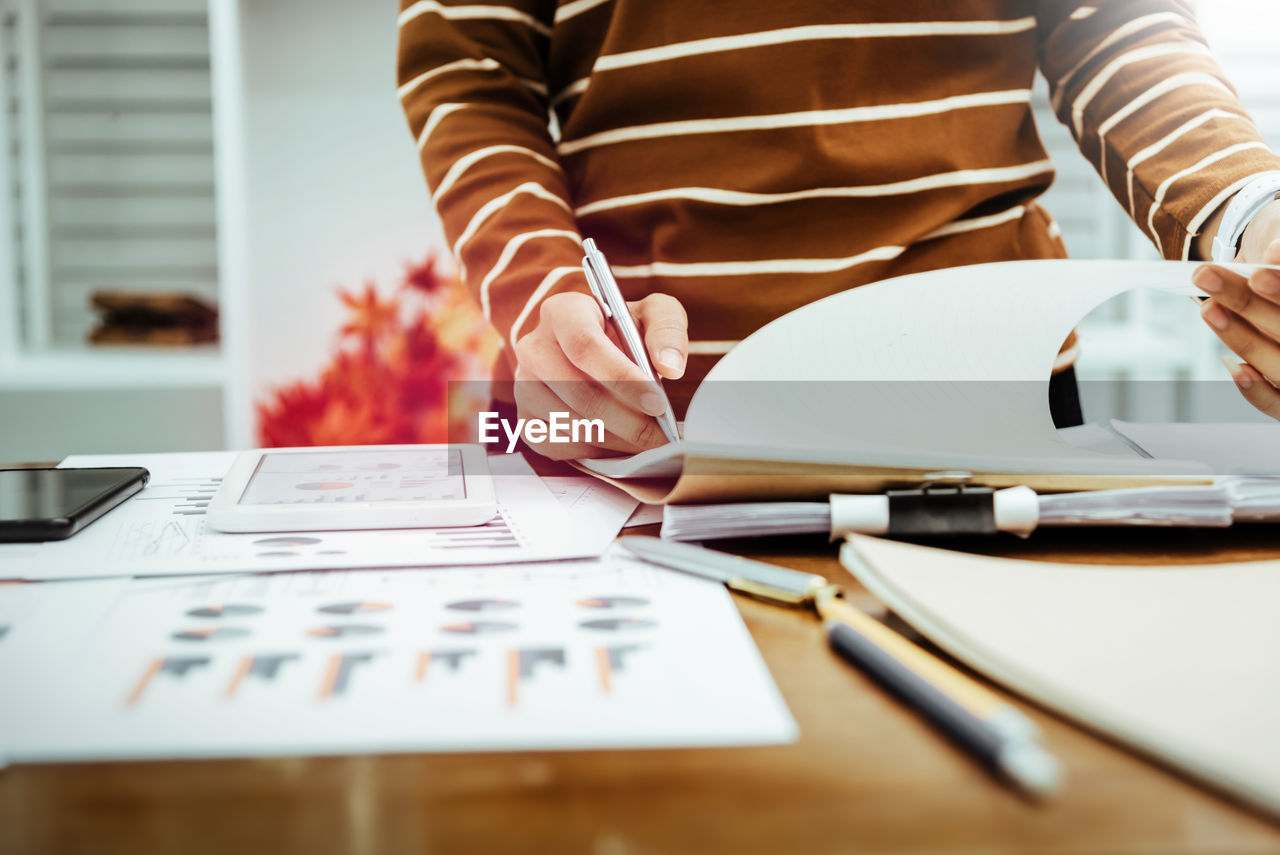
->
(1111, 420, 1280, 475)
(683, 260, 1265, 475)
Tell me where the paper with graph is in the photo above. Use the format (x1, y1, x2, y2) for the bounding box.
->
(0, 548, 796, 761)
(3, 451, 636, 581)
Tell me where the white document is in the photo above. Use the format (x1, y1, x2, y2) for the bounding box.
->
(1057, 423, 1146, 458)
(586, 260, 1260, 486)
(9, 452, 635, 581)
(0, 578, 132, 765)
(1, 548, 796, 760)
(623, 503, 665, 528)
(540, 474, 640, 526)
(843, 534, 1280, 820)
(1111, 420, 1280, 475)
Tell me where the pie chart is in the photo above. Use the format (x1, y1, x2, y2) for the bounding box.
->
(576, 596, 650, 609)
(579, 618, 657, 632)
(187, 604, 264, 619)
(254, 536, 323, 547)
(172, 627, 252, 642)
(295, 482, 354, 491)
(446, 598, 519, 612)
(307, 624, 385, 639)
(317, 601, 394, 616)
(441, 621, 517, 635)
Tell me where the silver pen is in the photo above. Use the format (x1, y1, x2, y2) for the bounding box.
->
(617, 535, 829, 605)
(581, 238, 681, 444)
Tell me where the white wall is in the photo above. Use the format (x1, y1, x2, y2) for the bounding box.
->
(234, 0, 445, 443)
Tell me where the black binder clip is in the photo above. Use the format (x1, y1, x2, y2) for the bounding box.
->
(886, 472, 997, 536)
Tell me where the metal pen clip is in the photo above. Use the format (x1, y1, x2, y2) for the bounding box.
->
(581, 255, 613, 319)
(726, 576, 835, 608)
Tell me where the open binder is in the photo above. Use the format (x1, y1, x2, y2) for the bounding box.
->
(576, 260, 1277, 504)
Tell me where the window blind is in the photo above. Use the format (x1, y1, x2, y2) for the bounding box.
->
(3, 0, 217, 348)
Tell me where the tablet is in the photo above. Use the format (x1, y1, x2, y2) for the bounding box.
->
(206, 445, 496, 533)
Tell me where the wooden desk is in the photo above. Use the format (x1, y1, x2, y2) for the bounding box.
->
(4, 526, 1280, 855)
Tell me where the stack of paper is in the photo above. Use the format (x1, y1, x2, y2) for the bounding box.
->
(1110, 421, 1280, 521)
(659, 421, 1278, 541)
(660, 483, 1235, 541)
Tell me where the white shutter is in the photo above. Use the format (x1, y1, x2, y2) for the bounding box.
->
(2, 0, 217, 349)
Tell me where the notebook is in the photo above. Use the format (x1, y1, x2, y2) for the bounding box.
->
(841, 534, 1280, 819)
(578, 260, 1272, 504)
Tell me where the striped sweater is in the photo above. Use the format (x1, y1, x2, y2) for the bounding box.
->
(397, 0, 1280, 402)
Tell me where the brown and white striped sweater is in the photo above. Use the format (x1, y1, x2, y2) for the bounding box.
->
(397, 0, 1280, 402)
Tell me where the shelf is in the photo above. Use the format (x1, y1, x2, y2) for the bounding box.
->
(0, 346, 227, 390)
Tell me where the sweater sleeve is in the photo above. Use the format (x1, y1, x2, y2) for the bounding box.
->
(1036, 0, 1280, 260)
(396, 0, 589, 359)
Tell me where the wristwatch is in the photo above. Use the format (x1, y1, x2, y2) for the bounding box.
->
(1211, 171, 1280, 263)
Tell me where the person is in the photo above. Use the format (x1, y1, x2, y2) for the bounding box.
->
(397, 0, 1280, 458)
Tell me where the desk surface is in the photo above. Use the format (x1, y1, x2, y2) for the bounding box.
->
(4, 525, 1280, 855)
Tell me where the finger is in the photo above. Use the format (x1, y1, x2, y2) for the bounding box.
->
(1247, 253, 1280, 305)
(547, 295, 666, 416)
(1196, 268, 1280, 341)
(1201, 300, 1280, 382)
(1222, 359, 1280, 421)
(517, 336, 668, 449)
(1194, 263, 1247, 295)
(633, 293, 689, 380)
(513, 378, 641, 457)
(1264, 238, 1280, 266)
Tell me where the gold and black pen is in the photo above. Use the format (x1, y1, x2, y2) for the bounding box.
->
(617, 536, 1061, 798)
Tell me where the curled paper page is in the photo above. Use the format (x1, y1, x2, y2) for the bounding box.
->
(585, 260, 1275, 502)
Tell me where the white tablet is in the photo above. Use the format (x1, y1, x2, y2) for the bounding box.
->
(206, 445, 496, 533)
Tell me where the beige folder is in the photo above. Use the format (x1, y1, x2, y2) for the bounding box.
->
(842, 534, 1280, 819)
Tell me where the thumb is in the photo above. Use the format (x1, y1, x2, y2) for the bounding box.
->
(1264, 237, 1280, 267)
(1240, 200, 1280, 263)
(632, 293, 689, 379)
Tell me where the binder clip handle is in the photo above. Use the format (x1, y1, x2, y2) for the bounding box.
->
(886, 475, 997, 536)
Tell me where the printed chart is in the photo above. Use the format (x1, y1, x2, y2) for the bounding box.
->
(0, 551, 796, 760)
(238, 448, 466, 505)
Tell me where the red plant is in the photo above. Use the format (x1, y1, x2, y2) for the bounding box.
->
(256, 255, 499, 447)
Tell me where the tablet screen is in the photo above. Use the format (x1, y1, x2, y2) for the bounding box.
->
(237, 448, 466, 505)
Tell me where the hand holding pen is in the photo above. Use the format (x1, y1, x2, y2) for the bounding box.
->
(512, 238, 686, 459)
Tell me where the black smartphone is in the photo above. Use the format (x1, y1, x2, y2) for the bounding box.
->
(0, 467, 150, 542)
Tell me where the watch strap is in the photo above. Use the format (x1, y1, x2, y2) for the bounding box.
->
(1211, 171, 1280, 263)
